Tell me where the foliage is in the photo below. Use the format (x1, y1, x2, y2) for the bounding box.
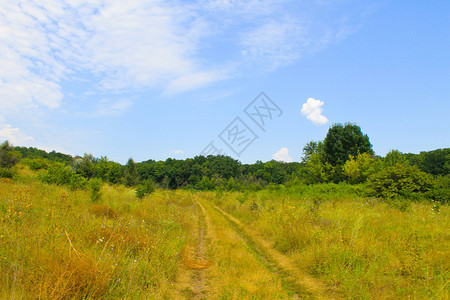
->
(417, 148, 449, 175)
(0, 141, 20, 169)
(301, 140, 324, 162)
(343, 153, 380, 184)
(366, 163, 434, 199)
(13, 145, 73, 163)
(384, 149, 408, 167)
(426, 175, 450, 204)
(89, 178, 103, 203)
(94, 157, 123, 184)
(0, 167, 17, 179)
(37, 162, 88, 190)
(135, 179, 156, 199)
(22, 157, 50, 170)
(124, 158, 139, 187)
(323, 123, 374, 166)
(302, 153, 333, 184)
(74, 154, 95, 179)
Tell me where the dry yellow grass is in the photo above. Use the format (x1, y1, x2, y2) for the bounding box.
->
(210, 190, 450, 299)
(1, 166, 448, 299)
(0, 170, 193, 299)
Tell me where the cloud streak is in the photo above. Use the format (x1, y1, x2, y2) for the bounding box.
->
(0, 0, 366, 121)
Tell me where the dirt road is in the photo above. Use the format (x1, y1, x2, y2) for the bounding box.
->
(175, 195, 332, 299)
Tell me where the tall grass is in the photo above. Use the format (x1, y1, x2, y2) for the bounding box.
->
(211, 188, 449, 299)
(0, 168, 193, 299)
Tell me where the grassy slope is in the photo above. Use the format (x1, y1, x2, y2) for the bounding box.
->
(0, 166, 193, 299)
(1, 165, 448, 299)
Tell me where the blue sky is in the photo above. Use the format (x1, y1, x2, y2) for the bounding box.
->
(0, 0, 449, 164)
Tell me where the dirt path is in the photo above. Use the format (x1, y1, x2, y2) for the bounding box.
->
(203, 199, 334, 300)
(176, 201, 211, 299)
(197, 197, 298, 299)
(175, 194, 333, 299)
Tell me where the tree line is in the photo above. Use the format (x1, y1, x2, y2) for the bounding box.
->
(1, 122, 448, 202)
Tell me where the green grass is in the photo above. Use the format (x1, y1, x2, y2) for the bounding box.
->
(1, 166, 448, 299)
(210, 189, 450, 299)
(0, 172, 193, 299)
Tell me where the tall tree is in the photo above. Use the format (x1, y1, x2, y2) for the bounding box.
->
(302, 140, 324, 162)
(323, 123, 374, 166)
(124, 158, 139, 187)
(0, 141, 19, 168)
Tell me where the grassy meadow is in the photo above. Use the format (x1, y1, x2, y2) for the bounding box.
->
(0, 166, 195, 299)
(211, 187, 449, 299)
(0, 165, 448, 299)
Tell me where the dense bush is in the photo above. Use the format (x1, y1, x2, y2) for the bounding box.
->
(22, 158, 50, 170)
(426, 175, 450, 203)
(0, 167, 17, 179)
(366, 163, 434, 199)
(0, 141, 20, 169)
(89, 178, 103, 203)
(136, 179, 156, 199)
(38, 162, 88, 190)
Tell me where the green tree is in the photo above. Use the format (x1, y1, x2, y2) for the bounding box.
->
(302, 140, 324, 162)
(94, 156, 123, 184)
(343, 152, 380, 184)
(323, 123, 374, 166)
(74, 153, 95, 179)
(89, 178, 103, 203)
(367, 163, 434, 199)
(302, 153, 334, 184)
(384, 150, 407, 167)
(124, 158, 139, 187)
(136, 179, 156, 199)
(418, 148, 449, 175)
(0, 141, 19, 169)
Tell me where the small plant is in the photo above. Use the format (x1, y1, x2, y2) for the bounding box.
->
(89, 178, 103, 203)
(136, 179, 156, 199)
(0, 167, 16, 179)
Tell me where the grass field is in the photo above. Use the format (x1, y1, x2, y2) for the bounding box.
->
(0, 166, 448, 299)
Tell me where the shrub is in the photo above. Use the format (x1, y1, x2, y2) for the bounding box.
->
(136, 179, 156, 199)
(0, 141, 19, 168)
(0, 167, 17, 179)
(426, 175, 450, 204)
(366, 163, 434, 199)
(343, 153, 380, 184)
(37, 162, 88, 190)
(23, 158, 50, 170)
(89, 178, 103, 203)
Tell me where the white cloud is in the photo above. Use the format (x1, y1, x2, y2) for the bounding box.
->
(301, 97, 329, 125)
(0, 1, 366, 120)
(0, 124, 34, 145)
(272, 147, 292, 162)
(0, 0, 226, 116)
(172, 150, 185, 155)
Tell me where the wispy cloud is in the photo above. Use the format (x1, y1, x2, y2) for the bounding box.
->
(0, 0, 367, 120)
(0, 124, 34, 145)
(240, 18, 304, 70)
(272, 147, 292, 162)
(171, 150, 185, 155)
(301, 97, 329, 125)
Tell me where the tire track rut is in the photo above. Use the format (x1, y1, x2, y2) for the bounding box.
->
(202, 199, 334, 300)
(177, 200, 211, 299)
